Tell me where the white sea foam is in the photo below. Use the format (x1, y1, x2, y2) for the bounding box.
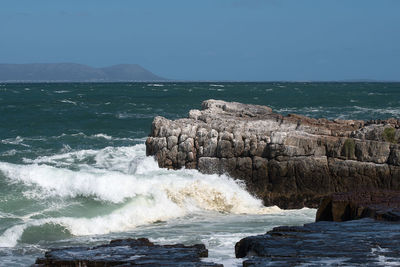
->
(147, 84, 164, 87)
(116, 112, 154, 119)
(210, 84, 225, 88)
(1, 155, 277, 213)
(60, 99, 77, 105)
(0, 224, 28, 247)
(0, 149, 18, 156)
(371, 246, 399, 266)
(367, 92, 388, 96)
(1, 136, 30, 147)
(353, 106, 400, 117)
(54, 90, 70, 94)
(49, 132, 137, 142)
(0, 144, 283, 247)
(92, 133, 113, 140)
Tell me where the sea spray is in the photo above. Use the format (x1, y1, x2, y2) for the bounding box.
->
(0, 144, 281, 247)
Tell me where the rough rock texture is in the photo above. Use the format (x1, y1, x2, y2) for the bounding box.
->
(34, 238, 222, 266)
(316, 190, 400, 222)
(235, 220, 400, 266)
(146, 99, 400, 208)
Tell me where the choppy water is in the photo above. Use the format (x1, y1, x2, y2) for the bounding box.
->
(0, 82, 399, 266)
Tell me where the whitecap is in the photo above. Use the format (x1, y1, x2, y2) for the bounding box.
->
(92, 133, 113, 140)
(116, 112, 154, 119)
(1, 136, 30, 147)
(60, 100, 77, 105)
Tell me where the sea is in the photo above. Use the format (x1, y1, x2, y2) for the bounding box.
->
(0, 82, 399, 266)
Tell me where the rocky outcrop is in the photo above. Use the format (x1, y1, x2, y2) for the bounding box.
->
(146, 99, 400, 208)
(34, 238, 222, 266)
(235, 219, 400, 266)
(316, 190, 400, 222)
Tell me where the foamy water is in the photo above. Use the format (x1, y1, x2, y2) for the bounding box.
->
(0, 143, 309, 266)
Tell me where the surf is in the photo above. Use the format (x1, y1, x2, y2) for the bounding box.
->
(0, 144, 282, 247)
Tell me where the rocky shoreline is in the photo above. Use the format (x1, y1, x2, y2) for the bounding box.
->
(33, 191, 400, 266)
(146, 99, 400, 208)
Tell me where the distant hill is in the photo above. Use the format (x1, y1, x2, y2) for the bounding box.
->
(0, 63, 166, 82)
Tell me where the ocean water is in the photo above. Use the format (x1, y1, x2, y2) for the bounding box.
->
(0, 82, 399, 266)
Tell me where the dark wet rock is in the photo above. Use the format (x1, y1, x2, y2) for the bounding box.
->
(146, 99, 400, 209)
(34, 238, 222, 266)
(235, 219, 400, 266)
(316, 190, 400, 222)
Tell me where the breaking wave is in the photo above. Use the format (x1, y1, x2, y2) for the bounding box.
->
(0, 144, 281, 247)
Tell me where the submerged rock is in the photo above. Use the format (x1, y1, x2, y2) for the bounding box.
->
(316, 190, 400, 222)
(235, 219, 400, 266)
(146, 99, 400, 208)
(34, 238, 222, 266)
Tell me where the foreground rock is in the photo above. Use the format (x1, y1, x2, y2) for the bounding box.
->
(146, 99, 400, 208)
(235, 219, 400, 266)
(34, 238, 222, 266)
(316, 190, 400, 222)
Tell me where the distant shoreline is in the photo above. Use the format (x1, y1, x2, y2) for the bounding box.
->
(1, 80, 399, 84)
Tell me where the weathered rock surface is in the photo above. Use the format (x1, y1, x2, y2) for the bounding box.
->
(235, 219, 400, 266)
(34, 238, 222, 266)
(316, 190, 400, 222)
(146, 99, 400, 208)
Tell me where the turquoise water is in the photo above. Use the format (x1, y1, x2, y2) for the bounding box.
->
(0, 82, 399, 266)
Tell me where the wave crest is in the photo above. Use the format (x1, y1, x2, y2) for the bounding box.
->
(0, 144, 281, 247)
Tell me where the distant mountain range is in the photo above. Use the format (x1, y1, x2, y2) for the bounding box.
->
(0, 63, 166, 82)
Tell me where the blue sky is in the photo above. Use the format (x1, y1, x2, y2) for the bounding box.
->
(1, 0, 399, 81)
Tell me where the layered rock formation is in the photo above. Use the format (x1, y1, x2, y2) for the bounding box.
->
(34, 238, 221, 266)
(235, 219, 400, 266)
(316, 190, 400, 222)
(235, 191, 400, 266)
(146, 99, 400, 208)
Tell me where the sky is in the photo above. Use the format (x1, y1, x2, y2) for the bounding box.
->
(0, 0, 399, 81)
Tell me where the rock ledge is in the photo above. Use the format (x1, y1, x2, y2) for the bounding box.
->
(34, 238, 222, 266)
(316, 190, 400, 222)
(146, 99, 400, 208)
(235, 219, 400, 266)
